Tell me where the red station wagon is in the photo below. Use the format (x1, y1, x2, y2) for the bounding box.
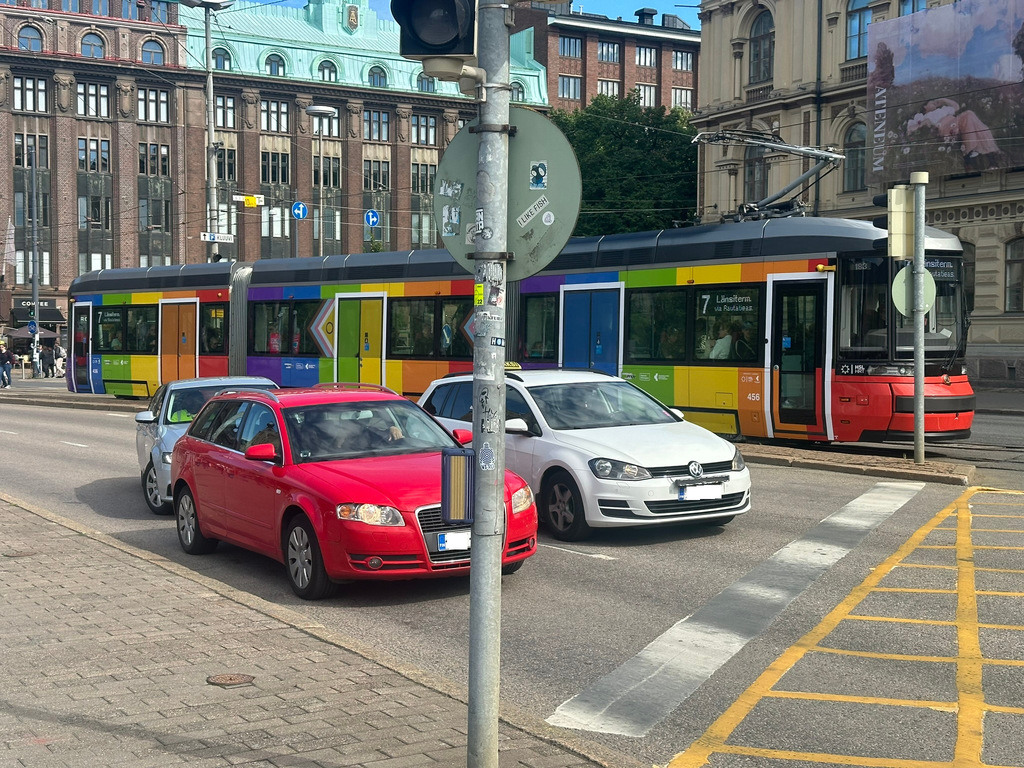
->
(171, 384, 538, 599)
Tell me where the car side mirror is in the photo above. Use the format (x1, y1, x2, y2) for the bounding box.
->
(245, 443, 278, 462)
(135, 410, 156, 424)
(505, 418, 530, 434)
(452, 428, 473, 445)
(670, 408, 686, 421)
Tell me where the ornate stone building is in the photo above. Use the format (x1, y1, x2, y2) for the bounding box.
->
(694, 0, 1024, 386)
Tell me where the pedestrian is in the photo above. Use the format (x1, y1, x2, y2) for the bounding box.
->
(0, 342, 14, 388)
(53, 342, 66, 377)
(40, 344, 55, 378)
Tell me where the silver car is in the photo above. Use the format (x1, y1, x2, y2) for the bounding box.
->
(135, 376, 276, 514)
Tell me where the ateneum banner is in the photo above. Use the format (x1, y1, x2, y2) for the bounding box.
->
(868, 0, 1024, 182)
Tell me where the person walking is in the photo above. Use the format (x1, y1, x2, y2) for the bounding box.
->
(0, 342, 15, 388)
(40, 344, 55, 378)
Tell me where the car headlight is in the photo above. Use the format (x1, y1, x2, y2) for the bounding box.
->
(731, 447, 746, 471)
(511, 485, 534, 514)
(161, 451, 173, 465)
(335, 503, 405, 527)
(589, 458, 652, 481)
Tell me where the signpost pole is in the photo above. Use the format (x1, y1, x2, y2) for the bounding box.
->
(911, 171, 928, 464)
(29, 146, 40, 377)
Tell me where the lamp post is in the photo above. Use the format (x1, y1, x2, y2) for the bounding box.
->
(182, 0, 234, 263)
(28, 146, 40, 376)
(305, 105, 337, 260)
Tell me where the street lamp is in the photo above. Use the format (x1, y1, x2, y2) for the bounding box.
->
(305, 105, 337, 260)
(181, 0, 234, 263)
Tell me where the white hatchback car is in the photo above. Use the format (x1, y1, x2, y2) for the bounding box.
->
(420, 369, 751, 541)
(135, 376, 276, 514)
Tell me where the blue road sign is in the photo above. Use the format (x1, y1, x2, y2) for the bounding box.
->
(291, 201, 308, 220)
(27, 320, 37, 335)
(364, 209, 380, 227)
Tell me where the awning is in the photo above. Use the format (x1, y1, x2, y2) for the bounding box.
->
(10, 306, 66, 323)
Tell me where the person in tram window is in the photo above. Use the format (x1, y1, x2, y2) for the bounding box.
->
(733, 323, 757, 361)
(709, 321, 733, 360)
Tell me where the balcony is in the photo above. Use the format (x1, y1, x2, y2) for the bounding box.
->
(840, 61, 867, 83)
(745, 84, 773, 104)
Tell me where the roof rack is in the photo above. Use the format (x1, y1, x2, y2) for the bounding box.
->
(215, 387, 281, 403)
(311, 382, 399, 395)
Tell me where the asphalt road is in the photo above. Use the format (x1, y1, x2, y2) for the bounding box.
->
(2, 403, 1020, 766)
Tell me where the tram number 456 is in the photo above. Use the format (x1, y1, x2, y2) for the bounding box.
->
(746, 392, 761, 401)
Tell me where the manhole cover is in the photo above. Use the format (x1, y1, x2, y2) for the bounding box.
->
(207, 673, 254, 688)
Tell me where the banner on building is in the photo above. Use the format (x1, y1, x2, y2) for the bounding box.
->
(868, 0, 1024, 182)
(3, 217, 14, 269)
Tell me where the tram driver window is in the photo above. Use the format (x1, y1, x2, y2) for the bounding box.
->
(694, 287, 761, 363)
(838, 258, 888, 359)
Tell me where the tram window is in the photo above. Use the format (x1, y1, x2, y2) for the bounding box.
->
(626, 289, 686, 362)
(127, 306, 157, 353)
(251, 301, 289, 355)
(522, 294, 557, 361)
(291, 301, 322, 356)
(693, 286, 760, 363)
(837, 258, 888, 359)
(93, 308, 125, 353)
(389, 298, 435, 357)
(439, 298, 473, 359)
(201, 303, 229, 354)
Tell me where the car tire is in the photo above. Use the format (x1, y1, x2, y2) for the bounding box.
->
(501, 559, 525, 576)
(142, 461, 171, 515)
(283, 516, 335, 600)
(541, 471, 591, 542)
(176, 487, 218, 555)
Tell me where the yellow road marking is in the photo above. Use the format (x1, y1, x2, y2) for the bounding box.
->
(713, 743, 953, 767)
(844, 614, 957, 627)
(871, 587, 956, 594)
(977, 566, 1024, 574)
(953, 494, 984, 766)
(765, 689, 956, 710)
(810, 645, 956, 664)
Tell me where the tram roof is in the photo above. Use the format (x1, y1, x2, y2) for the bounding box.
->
(69, 261, 237, 295)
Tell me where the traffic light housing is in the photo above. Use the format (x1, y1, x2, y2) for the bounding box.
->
(28, 304, 35, 319)
(872, 185, 913, 259)
(391, 0, 476, 81)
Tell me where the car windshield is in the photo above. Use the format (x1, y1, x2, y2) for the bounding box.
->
(527, 381, 678, 430)
(283, 399, 457, 463)
(165, 384, 272, 425)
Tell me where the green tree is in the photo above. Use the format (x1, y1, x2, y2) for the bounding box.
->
(549, 92, 697, 236)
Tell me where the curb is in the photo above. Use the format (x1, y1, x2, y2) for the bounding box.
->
(742, 452, 974, 486)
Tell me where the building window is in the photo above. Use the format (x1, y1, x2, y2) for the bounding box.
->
(137, 143, 170, 176)
(899, 0, 926, 15)
(217, 148, 236, 181)
(1006, 240, 1024, 312)
(265, 54, 285, 76)
(368, 66, 387, 88)
(559, 35, 582, 58)
(311, 113, 340, 137)
(363, 160, 390, 190)
(141, 40, 164, 65)
(260, 100, 289, 132)
(137, 88, 170, 123)
(18, 26, 42, 52)
(15, 250, 51, 286)
(744, 144, 768, 203)
(598, 79, 620, 97)
(671, 87, 693, 110)
(260, 152, 290, 184)
(411, 212, 435, 247)
(749, 11, 775, 84)
(411, 162, 436, 194)
(215, 95, 235, 128)
(510, 81, 525, 101)
(94, 0, 109, 15)
(363, 109, 390, 142)
(13, 77, 47, 113)
(150, 1, 169, 23)
(637, 84, 657, 107)
(597, 41, 620, 62)
(62, 0, 79, 10)
(558, 75, 581, 100)
(78, 196, 111, 230)
(636, 45, 657, 67)
(79, 138, 111, 172)
(312, 156, 341, 188)
(673, 50, 693, 71)
(122, 0, 138, 20)
(318, 60, 337, 82)
(14, 134, 48, 168)
(82, 32, 105, 59)
(411, 114, 437, 146)
(843, 123, 867, 191)
(213, 48, 231, 70)
(77, 82, 110, 118)
(417, 72, 436, 93)
(847, 0, 872, 60)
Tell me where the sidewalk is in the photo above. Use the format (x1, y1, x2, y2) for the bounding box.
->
(0, 493, 638, 768)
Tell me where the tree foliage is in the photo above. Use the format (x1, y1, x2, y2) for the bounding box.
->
(549, 92, 698, 237)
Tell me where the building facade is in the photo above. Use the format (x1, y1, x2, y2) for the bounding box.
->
(694, 0, 1024, 386)
(514, 3, 700, 113)
(0, 0, 547, 341)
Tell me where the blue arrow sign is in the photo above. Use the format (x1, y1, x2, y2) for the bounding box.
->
(291, 201, 308, 220)
(364, 209, 380, 227)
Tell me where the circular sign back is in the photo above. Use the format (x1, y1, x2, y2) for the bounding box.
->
(891, 265, 937, 317)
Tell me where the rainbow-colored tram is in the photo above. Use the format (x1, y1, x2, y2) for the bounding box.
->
(68, 216, 974, 443)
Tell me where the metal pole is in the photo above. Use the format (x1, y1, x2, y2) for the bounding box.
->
(29, 147, 40, 377)
(318, 128, 324, 260)
(911, 171, 928, 464)
(467, 3, 511, 767)
(204, 7, 220, 263)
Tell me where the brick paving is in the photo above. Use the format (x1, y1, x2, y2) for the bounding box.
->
(0, 499, 623, 768)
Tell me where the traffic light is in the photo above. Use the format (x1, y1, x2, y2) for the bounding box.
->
(391, 0, 476, 81)
(28, 304, 35, 319)
(872, 185, 913, 259)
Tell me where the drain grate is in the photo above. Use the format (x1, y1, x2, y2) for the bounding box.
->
(207, 673, 255, 688)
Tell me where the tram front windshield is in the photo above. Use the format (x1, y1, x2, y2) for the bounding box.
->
(837, 256, 966, 363)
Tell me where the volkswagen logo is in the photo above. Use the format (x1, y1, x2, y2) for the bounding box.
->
(687, 460, 704, 478)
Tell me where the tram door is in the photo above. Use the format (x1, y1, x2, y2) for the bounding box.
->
(768, 278, 830, 439)
(561, 285, 621, 375)
(71, 303, 93, 393)
(335, 296, 384, 385)
(159, 300, 198, 383)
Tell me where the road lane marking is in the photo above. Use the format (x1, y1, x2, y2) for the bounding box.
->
(539, 543, 616, 560)
(0, 430, 17, 435)
(60, 441, 89, 448)
(108, 413, 132, 418)
(547, 481, 925, 737)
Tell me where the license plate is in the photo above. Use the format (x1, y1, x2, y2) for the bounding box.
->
(679, 484, 723, 501)
(438, 530, 472, 551)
